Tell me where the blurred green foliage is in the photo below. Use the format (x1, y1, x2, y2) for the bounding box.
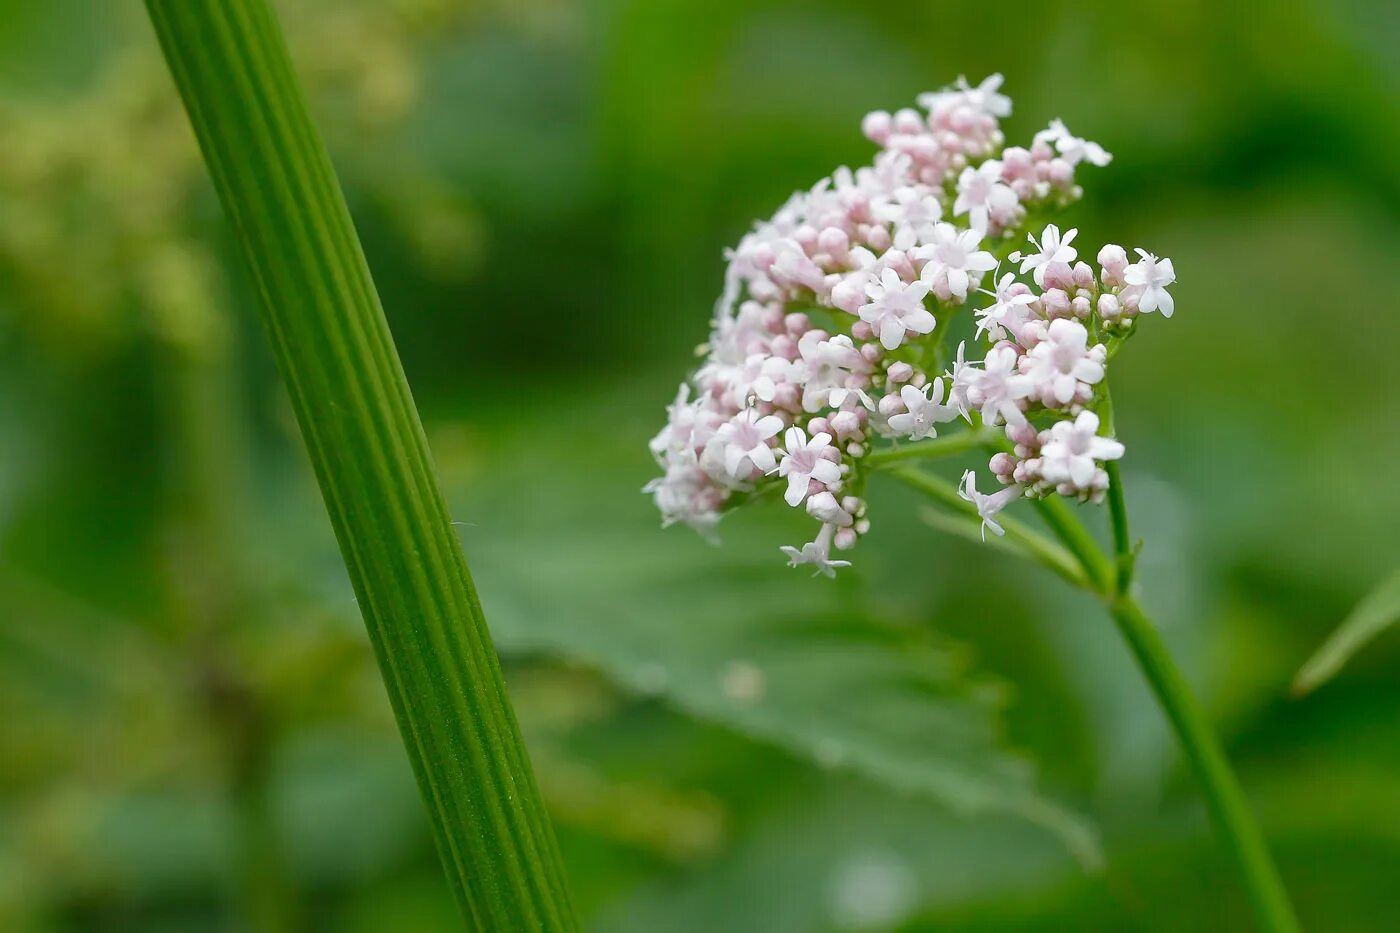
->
(1, 0, 1397, 930)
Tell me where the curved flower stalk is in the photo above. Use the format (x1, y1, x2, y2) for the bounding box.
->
(647, 76, 1297, 932)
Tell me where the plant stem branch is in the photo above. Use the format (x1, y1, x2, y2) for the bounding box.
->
(143, 2, 577, 928)
(911, 437, 1299, 930)
(1099, 388, 1134, 594)
(1108, 597, 1299, 933)
(888, 467, 1089, 589)
(1028, 495, 1114, 595)
(867, 428, 999, 468)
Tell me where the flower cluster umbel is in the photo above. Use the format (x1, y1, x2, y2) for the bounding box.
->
(646, 76, 1175, 576)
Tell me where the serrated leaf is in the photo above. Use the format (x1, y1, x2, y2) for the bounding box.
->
(446, 415, 1098, 864)
(1293, 568, 1400, 695)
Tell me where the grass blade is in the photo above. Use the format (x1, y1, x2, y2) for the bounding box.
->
(1293, 568, 1400, 696)
(142, 1, 577, 927)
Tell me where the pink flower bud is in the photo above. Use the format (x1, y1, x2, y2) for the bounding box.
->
(1072, 261, 1096, 289)
(773, 383, 800, 411)
(1042, 262, 1075, 291)
(833, 527, 858, 550)
(1042, 288, 1071, 318)
(893, 108, 923, 134)
(861, 110, 892, 143)
(817, 226, 849, 259)
(1002, 146, 1033, 175)
(1097, 244, 1128, 286)
(851, 320, 875, 341)
(830, 410, 860, 440)
(807, 416, 833, 438)
(886, 361, 913, 384)
(878, 393, 905, 417)
(1071, 296, 1091, 319)
(806, 491, 853, 526)
(885, 250, 915, 282)
(1006, 422, 1040, 447)
(830, 278, 865, 314)
(1097, 293, 1121, 320)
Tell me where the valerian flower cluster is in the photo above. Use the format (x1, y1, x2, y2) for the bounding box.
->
(646, 76, 1175, 576)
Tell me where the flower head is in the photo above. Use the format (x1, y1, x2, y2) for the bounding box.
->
(958, 470, 1022, 539)
(1040, 411, 1125, 488)
(712, 408, 784, 478)
(780, 523, 852, 578)
(859, 268, 935, 350)
(648, 78, 1178, 574)
(1022, 319, 1105, 406)
(776, 427, 842, 507)
(1017, 224, 1078, 287)
(974, 272, 1037, 341)
(887, 379, 957, 440)
(1125, 249, 1176, 317)
(915, 223, 997, 301)
(954, 160, 1018, 232)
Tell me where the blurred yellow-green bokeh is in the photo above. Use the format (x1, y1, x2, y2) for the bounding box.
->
(1, 0, 1397, 930)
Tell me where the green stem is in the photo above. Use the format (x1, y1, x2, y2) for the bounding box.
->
(980, 433, 1114, 594)
(143, 2, 577, 928)
(914, 441, 1298, 930)
(1099, 388, 1134, 594)
(1109, 597, 1299, 933)
(888, 467, 1089, 589)
(1029, 495, 1114, 595)
(866, 428, 999, 468)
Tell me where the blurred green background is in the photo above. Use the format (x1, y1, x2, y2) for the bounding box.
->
(2, 0, 1397, 929)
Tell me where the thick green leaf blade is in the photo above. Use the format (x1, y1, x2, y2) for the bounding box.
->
(1293, 568, 1400, 695)
(142, 1, 577, 928)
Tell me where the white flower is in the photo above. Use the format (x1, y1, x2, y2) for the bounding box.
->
(1022, 319, 1105, 406)
(643, 452, 723, 542)
(953, 160, 1018, 232)
(874, 185, 944, 245)
(947, 340, 974, 421)
(1040, 411, 1125, 487)
(797, 332, 871, 413)
(776, 427, 842, 507)
(915, 223, 997, 301)
(965, 345, 1032, 426)
(919, 73, 1012, 119)
(886, 380, 957, 440)
(1017, 224, 1078, 286)
(805, 491, 854, 527)
(1125, 249, 1176, 317)
(963, 73, 1012, 118)
(713, 408, 785, 478)
(958, 470, 1022, 539)
(858, 268, 935, 351)
(974, 272, 1037, 341)
(780, 523, 852, 578)
(1033, 118, 1069, 148)
(769, 237, 826, 292)
(649, 382, 697, 464)
(1035, 118, 1112, 167)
